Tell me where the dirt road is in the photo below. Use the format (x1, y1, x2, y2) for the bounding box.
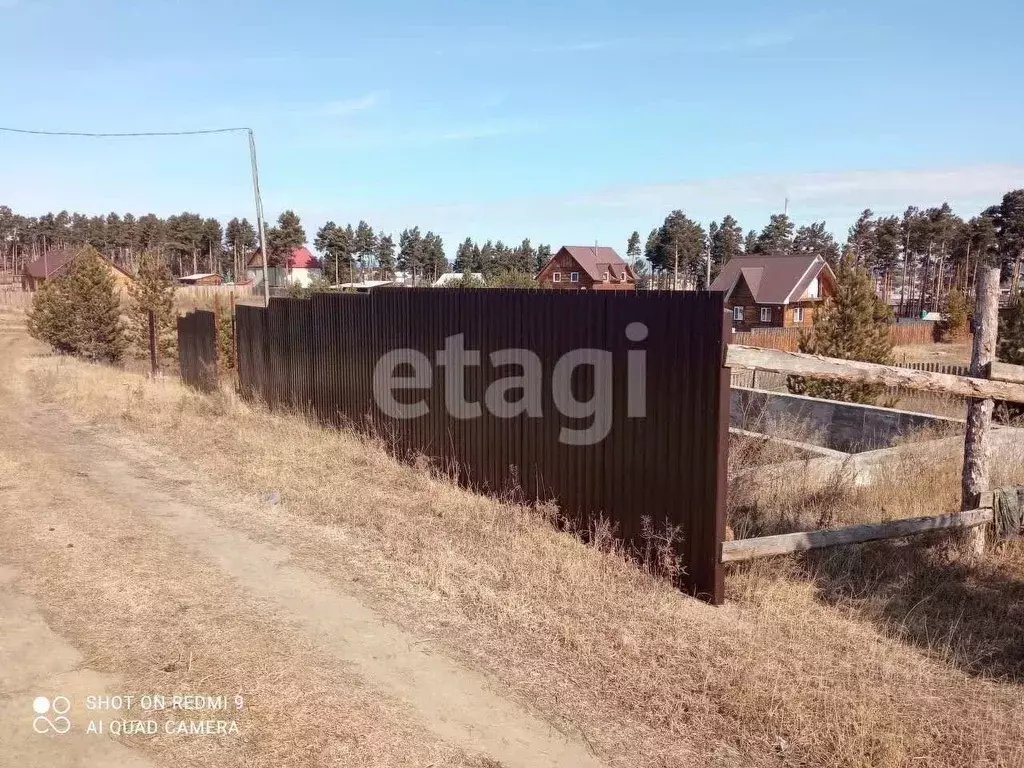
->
(0, 324, 604, 767)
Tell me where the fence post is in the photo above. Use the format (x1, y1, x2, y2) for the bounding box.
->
(148, 309, 158, 376)
(960, 266, 1000, 555)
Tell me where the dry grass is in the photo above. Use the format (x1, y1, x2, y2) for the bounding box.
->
(11, 339, 1024, 767)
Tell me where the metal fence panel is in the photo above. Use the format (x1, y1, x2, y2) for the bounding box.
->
(216, 289, 728, 602)
(177, 310, 218, 393)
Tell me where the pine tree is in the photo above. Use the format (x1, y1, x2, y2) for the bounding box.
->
(354, 220, 376, 276)
(626, 231, 641, 262)
(266, 210, 306, 266)
(710, 214, 744, 274)
(743, 229, 758, 253)
(754, 213, 794, 255)
(793, 222, 840, 264)
(313, 221, 353, 284)
(846, 209, 876, 268)
(534, 244, 551, 272)
(29, 247, 125, 362)
(454, 237, 476, 271)
(375, 234, 396, 277)
(788, 257, 893, 404)
(934, 287, 970, 342)
(127, 251, 177, 360)
(27, 274, 76, 354)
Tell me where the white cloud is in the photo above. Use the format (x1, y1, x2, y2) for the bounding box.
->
(322, 91, 388, 116)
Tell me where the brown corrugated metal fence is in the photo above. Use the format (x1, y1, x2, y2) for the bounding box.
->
(192, 289, 729, 602)
(177, 310, 218, 393)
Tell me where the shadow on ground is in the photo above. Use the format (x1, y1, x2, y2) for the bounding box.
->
(809, 538, 1024, 682)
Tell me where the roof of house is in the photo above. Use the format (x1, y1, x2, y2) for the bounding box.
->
(433, 272, 483, 287)
(180, 272, 220, 281)
(25, 247, 135, 281)
(246, 246, 322, 270)
(336, 280, 395, 289)
(24, 248, 79, 279)
(550, 246, 634, 282)
(709, 254, 832, 304)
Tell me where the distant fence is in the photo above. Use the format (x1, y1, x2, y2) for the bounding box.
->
(898, 361, 970, 376)
(733, 320, 940, 352)
(177, 310, 218, 392)
(223, 289, 731, 602)
(175, 284, 261, 311)
(0, 290, 32, 310)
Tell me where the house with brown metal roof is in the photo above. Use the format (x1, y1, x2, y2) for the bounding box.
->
(535, 246, 636, 291)
(21, 247, 135, 292)
(709, 254, 836, 330)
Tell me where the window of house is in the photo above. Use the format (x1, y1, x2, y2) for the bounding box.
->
(760, 307, 771, 323)
(602, 271, 609, 281)
(570, 271, 580, 282)
(793, 307, 804, 322)
(553, 272, 561, 282)
(806, 277, 819, 299)
(733, 306, 744, 321)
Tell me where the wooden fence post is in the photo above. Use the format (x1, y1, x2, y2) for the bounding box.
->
(960, 265, 1000, 555)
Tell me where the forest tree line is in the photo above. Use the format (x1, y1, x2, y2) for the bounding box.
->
(0, 205, 552, 286)
(3, 187, 1022, 304)
(630, 188, 1024, 310)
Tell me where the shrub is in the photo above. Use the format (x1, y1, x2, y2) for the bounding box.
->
(788, 257, 893, 404)
(28, 246, 125, 363)
(447, 274, 485, 289)
(485, 270, 537, 289)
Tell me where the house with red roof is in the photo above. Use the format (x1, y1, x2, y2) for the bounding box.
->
(245, 246, 323, 288)
(535, 246, 637, 291)
(709, 254, 837, 330)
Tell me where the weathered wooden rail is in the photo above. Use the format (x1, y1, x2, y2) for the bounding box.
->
(722, 497, 995, 563)
(725, 345, 1024, 404)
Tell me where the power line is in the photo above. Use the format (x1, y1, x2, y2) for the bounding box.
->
(0, 126, 251, 138)
(0, 123, 271, 306)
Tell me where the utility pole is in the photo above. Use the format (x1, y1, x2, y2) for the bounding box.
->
(705, 243, 711, 290)
(247, 129, 270, 307)
(961, 265, 1000, 555)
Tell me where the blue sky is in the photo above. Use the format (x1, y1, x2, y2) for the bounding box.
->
(2, 0, 1023, 256)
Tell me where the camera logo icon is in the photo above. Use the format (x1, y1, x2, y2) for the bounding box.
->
(32, 696, 72, 735)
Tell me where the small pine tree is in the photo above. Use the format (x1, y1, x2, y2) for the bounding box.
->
(998, 297, 1024, 365)
(788, 257, 894, 404)
(27, 276, 77, 354)
(66, 247, 126, 362)
(28, 246, 125, 363)
(127, 251, 177, 361)
(934, 288, 970, 342)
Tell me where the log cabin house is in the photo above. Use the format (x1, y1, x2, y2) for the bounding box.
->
(710, 254, 836, 330)
(535, 246, 637, 291)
